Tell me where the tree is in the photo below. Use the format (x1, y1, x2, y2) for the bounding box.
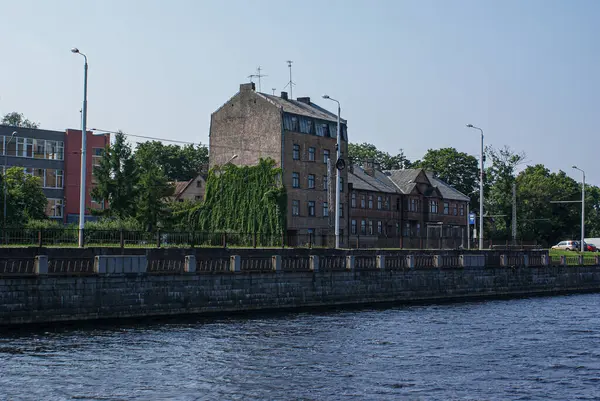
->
(0, 167, 47, 225)
(347, 143, 411, 170)
(136, 160, 174, 231)
(484, 146, 526, 238)
(516, 165, 580, 245)
(91, 131, 138, 219)
(1, 112, 39, 129)
(412, 147, 479, 200)
(134, 141, 209, 181)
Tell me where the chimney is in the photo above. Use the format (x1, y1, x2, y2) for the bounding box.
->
(280, 91, 288, 100)
(364, 159, 376, 177)
(297, 97, 311, 104)
(240, 82, 255, 92)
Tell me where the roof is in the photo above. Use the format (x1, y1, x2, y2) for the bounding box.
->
(383, 169, 470, 202)
(348, 165, 397, 193)
(172, 174, 206, 199)
(258, 93, 347, 124)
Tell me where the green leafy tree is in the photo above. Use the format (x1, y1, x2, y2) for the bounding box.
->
(136, 161, 174, 231)
(412, 147, 479, 200)
(1, 112, 39, 129)
(347, 143, 411, 170)
(134, 141, 208, 181)
(91, 131, 138, 219)
(484, 146, 526, 238)
(1, 167, 47, 225)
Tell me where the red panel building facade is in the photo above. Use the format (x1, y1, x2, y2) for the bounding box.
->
(64, 129, 109, 224)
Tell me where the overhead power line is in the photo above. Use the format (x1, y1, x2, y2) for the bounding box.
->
(91, 128, 203, 146)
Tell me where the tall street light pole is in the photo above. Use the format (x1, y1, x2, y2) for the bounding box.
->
(467, 124, 484, 250)
(572, 166, 585, 252)
(72, 47, 88, 248)
(4, 131, 17, 227)
(322, 95, 341, 249)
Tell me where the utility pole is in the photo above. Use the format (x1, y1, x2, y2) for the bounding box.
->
(512, 182, 517, 244)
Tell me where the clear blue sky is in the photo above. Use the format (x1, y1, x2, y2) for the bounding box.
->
(1, 0, 599, 185)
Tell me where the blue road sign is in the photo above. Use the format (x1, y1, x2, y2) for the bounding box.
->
(469, 213, 476, 225)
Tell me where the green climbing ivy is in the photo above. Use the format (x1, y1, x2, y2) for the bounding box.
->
(190, 158, 286, 234)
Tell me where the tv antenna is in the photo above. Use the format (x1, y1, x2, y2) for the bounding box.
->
(283, 60, 295, 99)
(272, 88, 276, 95)
(248, 66, 267, 92)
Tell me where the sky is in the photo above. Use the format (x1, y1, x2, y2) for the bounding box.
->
(1, 0, 599, 185)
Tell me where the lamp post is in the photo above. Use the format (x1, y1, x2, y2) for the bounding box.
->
(572, 166, 585, 252)
(72, 47, 88, 248)
(466, 124, 484, 250)
(322, 94, 341, 249)
(3, 131, 17, 227)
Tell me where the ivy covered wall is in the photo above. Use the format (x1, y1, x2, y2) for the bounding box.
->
(190, 158, 286, 234)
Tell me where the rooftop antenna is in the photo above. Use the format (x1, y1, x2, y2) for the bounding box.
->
(255, 66, 268, 92)
(272, 88, 276, 95)
(283, 60, 295, 99)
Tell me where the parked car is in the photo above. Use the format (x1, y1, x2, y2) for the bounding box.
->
(551, 240, 580, 251)
(584, 242, 598, 252)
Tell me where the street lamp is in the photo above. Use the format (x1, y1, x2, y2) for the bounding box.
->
(3, 131, 17, 227)
(322, 94, 342, 249)
(572, 166, 585, 252)
(466, 124, 484, 250)
(72, 47, 88, 248)
(225, 154, 238, 165)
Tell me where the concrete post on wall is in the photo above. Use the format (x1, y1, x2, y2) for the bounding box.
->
(579, 255, 584, 266)
(523, 254, 529, 268)
(376, 255, 385, 271)
(34, 255, 48, 275)
(184, 255, 197, 273)
(346, 256, 355, 271)
(272, 255, 282, 272)
(310, 255, 319, 272)
(542, 254, 549, 267)
(433, 255, 442, 268)
(500, 255, 508, 267)
(230, 255, 241, 273)
(560, 255, 566, 266)
(595, 255, 600, 266)
(406, 255, 415, 269)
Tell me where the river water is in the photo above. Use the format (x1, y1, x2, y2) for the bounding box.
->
(1, 294, 600, 400)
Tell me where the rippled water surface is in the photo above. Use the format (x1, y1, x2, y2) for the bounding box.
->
(2, 294, 600, 400)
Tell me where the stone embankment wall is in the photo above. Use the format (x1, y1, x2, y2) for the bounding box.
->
(1, 248, 599, 326)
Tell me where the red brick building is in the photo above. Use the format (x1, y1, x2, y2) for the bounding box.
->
(64, 129, 110, 224)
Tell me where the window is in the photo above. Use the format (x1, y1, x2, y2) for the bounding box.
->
(306, 120, 314, 134)
(292, 172, 299, 188)
(323, 202, 329, 217)
(34, 139, 45, 159)
(323, 149, 330, 163)
(322, 124, 330, 137)
(308, 174, 315, 189)
(416, 223, 421, 236)
(377, 221, 383, 234)
(308, 147, 315, 161)
(194, 195, 202, 201)
(351, 193, 356, 208)
(404, 222, 411, 237)
(339, 203, 343, 218)
(361, 195, 366, 208)
(291, 116, 299, 131)
(430, 200, 438, 214)
(340, 177, 344, 192)
(460, 204, 465, 216)
(410, 198, 418, 212)
(46, 198, 63, 218)
(323, 176, 328, 191)
(44, 169, 63, 188)
(453, 204, 458, 216)
(308, 201, 315, 216)
(443, 202, 450, 215)
(368, 220, 374, 235)
(292, 144, 300, 160)
(368, 195, 373, 209)
(361, 220, 366, 235)
(351, 220, 357, 234)
(377, 196, 383, 210)
(45, 140, 64, 160)
(385, 196, 391, 210)
(196, 180, 202, 188)
(292, 200, 299, 216)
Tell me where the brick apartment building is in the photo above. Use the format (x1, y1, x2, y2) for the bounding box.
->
(347, 161, 470, 247)
(210, 82, 348, 243)
(0, 125, 108, 223)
